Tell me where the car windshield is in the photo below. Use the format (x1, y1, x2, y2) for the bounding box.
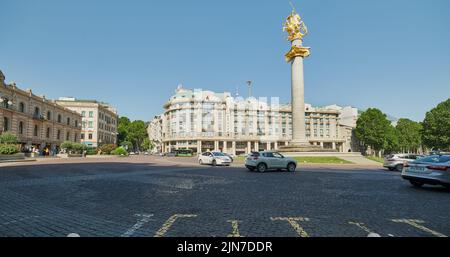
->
(416, 155, 450, 163)
(212, 152, 226, 156)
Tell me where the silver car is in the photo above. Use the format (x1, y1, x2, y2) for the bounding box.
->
(384, 154, 422, 171)
(245, 151, 297, 173)
(402, 155, 450, 189)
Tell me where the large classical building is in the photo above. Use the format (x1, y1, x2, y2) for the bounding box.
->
(149, 86, 360, 155)
(55, 97, 118, 147)
(0, 70, 82, 152)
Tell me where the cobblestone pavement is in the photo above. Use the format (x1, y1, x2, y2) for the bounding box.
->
(0, 156, 449, 237)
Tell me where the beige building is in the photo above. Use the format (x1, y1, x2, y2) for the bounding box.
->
(0, 70, 82, 152)
(56, 97, 118, 147)
(149, 87, 359, 155)
(148, 115, 162, 153)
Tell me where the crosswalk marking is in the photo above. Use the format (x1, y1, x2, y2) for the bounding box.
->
(270, 217, 310, 237)
(392, 219, 447, 237)
(121, 213, 154, 237)
(227, 220, 243, 237)
(348, 221, 377, 234)
(154, 214, 197, 237)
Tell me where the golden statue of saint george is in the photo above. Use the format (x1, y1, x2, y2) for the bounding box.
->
(283, 11, 308, 42)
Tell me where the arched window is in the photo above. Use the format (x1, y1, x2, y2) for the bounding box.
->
(47, 111, 51, 121)
(67, 117, 70, 126)
(3, 117, 9, 131)
(18, 121, 24, 134)
(19, 102, 25, 113)
(34, 125, 39, 137)
(58, 114, 62, 123)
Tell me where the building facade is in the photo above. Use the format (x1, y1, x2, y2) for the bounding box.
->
(149, 87, 359, 155)
(0, 71, 82, 152)
(148, 115, 162, 154)
(55, 97, 118, 148)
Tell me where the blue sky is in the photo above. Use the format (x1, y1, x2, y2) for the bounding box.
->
(1, 0, 449, 122)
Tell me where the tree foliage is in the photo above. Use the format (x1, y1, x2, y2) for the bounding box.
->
(355, 108, 396, 154)
(422, 98, 450, 150)
(0, 132, 18, 144)
(396, 118, 422, 153)
(118, 116, 149, 152)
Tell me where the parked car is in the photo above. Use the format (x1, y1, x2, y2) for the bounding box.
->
(165, 152, 177, 157)
(245, 151, 297, 173)
(401, 155, 450, 189)
(383, 154, 422, 171)
(223, 153, 235, 162)
(198, 151, 232, 166)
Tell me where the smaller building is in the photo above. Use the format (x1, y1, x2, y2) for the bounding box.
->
(55, 97, 118, 148)
(0, 70, 82, 153)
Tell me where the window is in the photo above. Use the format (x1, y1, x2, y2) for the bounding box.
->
(81, 133, 85, 140)
(47, 111, 51, 120)
(81, 111, 86, 117)
(58, 114, 62, 123)
(34, 107, 40, 117)
(88, 133, 93, 140)
(66, 132, 70, 141)
(82, 121, 86, 128)
(74, 133, 78, 142)
(18, 121, 24, 134)
(46, 127, 50, 138)
(89, 111, 93, 118)
(34, 125, 39, 137)
(3, 117, 9, 131)
(75, 120, 78, 127)
(88, 121, 93, 128)
(19, 102, 25, 113)
(57, 130, 61, 140)
(67, 117, 70, 126)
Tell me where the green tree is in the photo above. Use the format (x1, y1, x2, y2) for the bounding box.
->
(126, 120, 148, 151)
(355, 108, 396, 156)
(120, 141, 133, 152)
(117, 116, 131, 144)
(422, 98, 450, 150)
(141, 137, 153, 151)
(396, 118, 423, 153)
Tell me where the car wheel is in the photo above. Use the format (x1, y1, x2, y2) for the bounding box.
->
(256, 163, 267, 173)
(395, 164, 403, 172)
(199, 159, 203, 165)
(287, 163, 296, 172)
(247, 167, 255, 172)
(388, 167, 395, 171)
(409, 180, 424, 188)
(212, 160, 217, 166)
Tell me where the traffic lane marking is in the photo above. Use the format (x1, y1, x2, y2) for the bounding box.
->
(270, 217, 310, 237)
(392, 219, 447, 237)
(121, 214, 154, 237)
(154, 214, 197, 237)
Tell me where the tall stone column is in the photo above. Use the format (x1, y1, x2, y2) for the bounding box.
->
(290, 39, 309, 145)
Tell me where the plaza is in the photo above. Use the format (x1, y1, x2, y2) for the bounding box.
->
(0, 156, 449, 237)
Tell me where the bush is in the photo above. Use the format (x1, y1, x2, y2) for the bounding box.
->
(99, 144, 117, 155)
(111, 147, 128, 156)
(60, 141, 74, 151)
(0, 144, 19, 155)
(86, 147, 98, 155)
(72, 143, 86, 153)
(120, 141, 133, 151)
(0, 132, 18, 144)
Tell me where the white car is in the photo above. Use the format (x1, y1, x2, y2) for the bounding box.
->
(198, 152, 232, 166)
